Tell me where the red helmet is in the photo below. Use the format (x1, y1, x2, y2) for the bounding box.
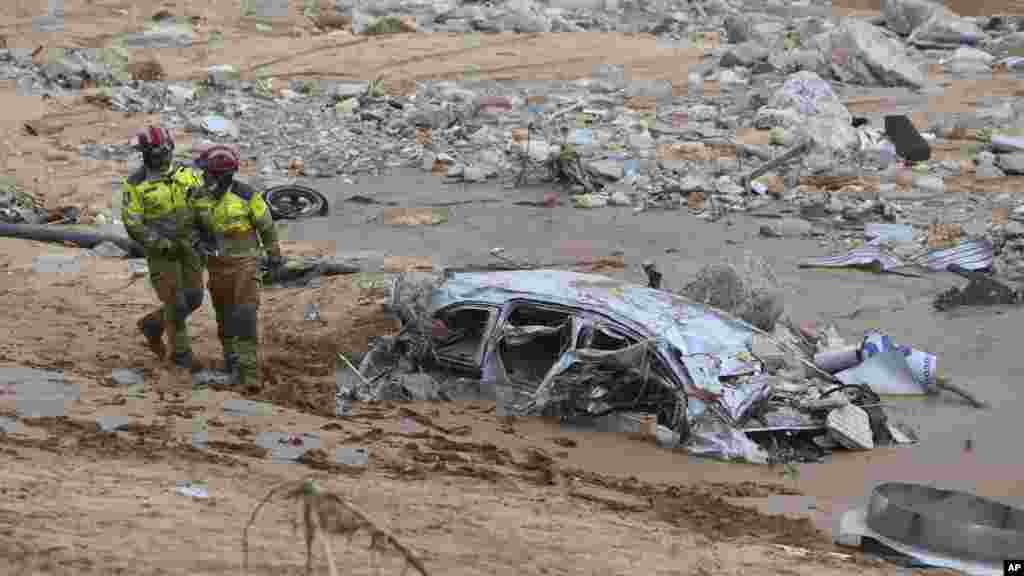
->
(133, 126, 174, 152)
(198, 144, 240, 174)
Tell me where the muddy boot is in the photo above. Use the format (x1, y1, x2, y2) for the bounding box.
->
(137, 314, 166, 359)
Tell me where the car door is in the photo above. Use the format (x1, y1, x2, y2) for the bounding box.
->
(431, 304, 501, 372)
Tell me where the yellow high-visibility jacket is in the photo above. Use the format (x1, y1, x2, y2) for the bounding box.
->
(192, 180, 280, 259)
(122, 164, 204, 254)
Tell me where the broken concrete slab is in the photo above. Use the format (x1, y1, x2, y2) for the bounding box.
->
(908, 11, 986, 47)
(880, 0, 945, 36)
(825, 20, 927, 88)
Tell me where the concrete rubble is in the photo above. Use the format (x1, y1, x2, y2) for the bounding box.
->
(4, 0, 1022, 269)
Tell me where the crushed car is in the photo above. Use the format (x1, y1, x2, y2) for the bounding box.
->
(338, 268, 917, 464)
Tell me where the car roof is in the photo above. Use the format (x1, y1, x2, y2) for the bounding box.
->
(430, 269, 753, 361)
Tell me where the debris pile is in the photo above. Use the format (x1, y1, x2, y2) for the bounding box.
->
(335, 268, 954, 465)
(5, 0, 1024, 241)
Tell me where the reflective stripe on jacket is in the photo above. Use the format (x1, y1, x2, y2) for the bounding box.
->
(193, 181, 280, 258)
(122, 164, 203, 250)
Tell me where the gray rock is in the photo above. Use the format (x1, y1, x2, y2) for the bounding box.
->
(624, 79, 673, 101)
(166, 85, 197, 106)
(724, 13, 752, 43)
(976, 161, 1004, 179)
(909, 11, 987, 47)
(977, 150, 997, 165)
(122, 24, 196, 48)
(826, 20, 927, 88)
(996, 152, 1024, 175)
(332, 81, 369, 100)
(463, 164, 491, 182)
(770, 48, 827, 74)
(109, 368, 144, 387)
(985, 31, 1024, 57)
(720, 42, 770, 68)
(496, 0, 551, 33)
(587, 158, 624, 180)
(421, 151, 437, 172)
(880, 0, 944, 36)
(750, 21, 788, 47)
(717, 69, 747, 90)
(759, 217, 813, 238)
(206, 65, 239, 86)
(96, 415, 131, 432)
(766, 71, 859, 154)
(89, 241, 128, 258)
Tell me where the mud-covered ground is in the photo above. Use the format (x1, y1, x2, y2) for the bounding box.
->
(2, 0, 1024, 573)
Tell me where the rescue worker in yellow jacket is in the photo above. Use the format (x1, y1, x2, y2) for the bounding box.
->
(122, 126, 206, 369)
(192, 144, 284, 387)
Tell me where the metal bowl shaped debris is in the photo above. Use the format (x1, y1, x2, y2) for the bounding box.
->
(865, 482, 1024, 563)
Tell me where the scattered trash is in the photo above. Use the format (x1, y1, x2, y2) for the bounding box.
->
(859, 331, 937, 391)
(801, 238, 994, 275)
(254, 431, 321, 462)
(836, 483, 1023, 574)
(96, 415, 131, 432)
(335, 446, 369, 468)
(200, 115, 240, 138)
(175, 481, 209, 499)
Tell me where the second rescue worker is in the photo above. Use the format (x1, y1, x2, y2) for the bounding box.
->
(192, 145, 284, 388)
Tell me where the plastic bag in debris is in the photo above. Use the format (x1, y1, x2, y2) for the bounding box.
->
(860, 330, 937, 391)
(718, 373, 774, 423)
(687, 417, 771, 464)
(773, 72, 842, 116)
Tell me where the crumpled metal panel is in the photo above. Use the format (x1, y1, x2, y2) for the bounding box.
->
(429, 269, 755, 395)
